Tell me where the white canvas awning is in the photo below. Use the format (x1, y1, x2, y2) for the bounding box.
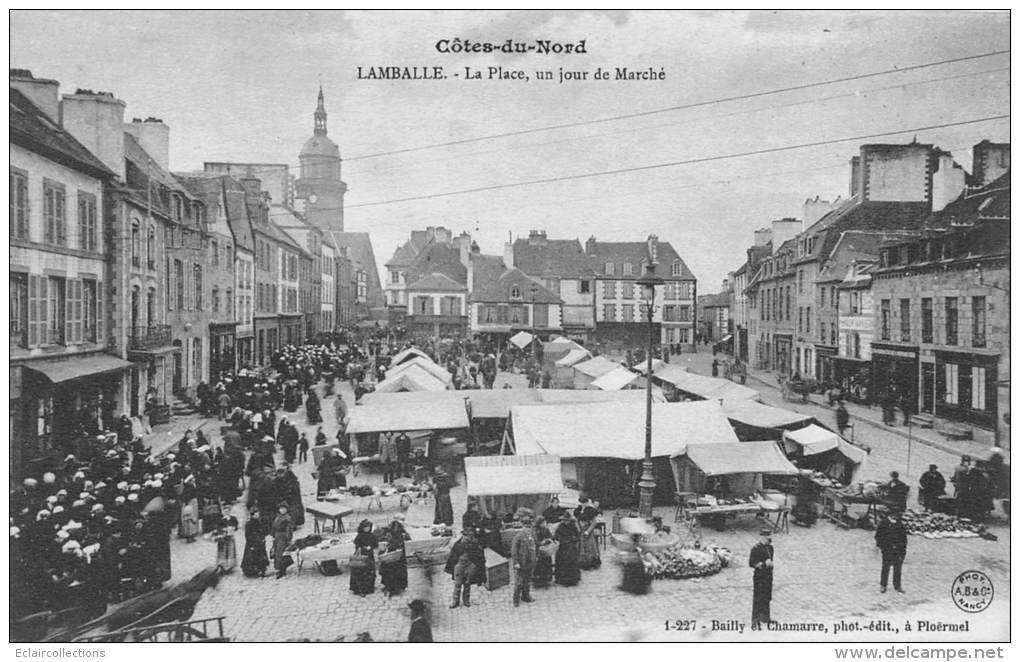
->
(684, 441, 799, 476)
(572, 356, 619, 378)
(590, 366, 639, 391)
(782, 424, 839, 455)
(373, 365, 449, 393)
(555, 348, 592, 367)
(465, 454, 563, 496)
(346, 397, 469, 434)
(538, 389, 664, 404)
(385, 356, 453, 384)
(632, 358, 667, 375)
(510, 331, 535, 349)
(390, 347, 432, 366)
(722, 399, 815, 429)
(507, 400, 738, 459)
(655, 368, 759, 401)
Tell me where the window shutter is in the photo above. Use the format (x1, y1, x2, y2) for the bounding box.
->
(74, 280, 84, 342)
(39, 277, 49, 344)
(96, 281, 104, 346)
(27, 275, 38, 347)
(65, 280, 73, 344)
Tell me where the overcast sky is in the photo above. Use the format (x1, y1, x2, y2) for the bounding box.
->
(11, 10, 1010, 290)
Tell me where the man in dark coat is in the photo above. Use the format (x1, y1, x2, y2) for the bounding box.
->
(749, 528, 775, 627)
(511, 510, 538, 607)
(835, 403, 850, 436)
(445, 528, 485, 608)
(884, 471, 909, 512)
(919, 465, 946, 511)
(407, 599, 433, 642)
(875, 511, 907, 593)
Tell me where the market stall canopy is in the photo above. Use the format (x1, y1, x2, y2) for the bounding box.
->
(373, 365, 449, 393)
(465, 454, 563, 496)
(655, 369, 759, 401)
(507, 400, 738, 459)
(782, 424, 839, 455)
(544, 336, 578, 348)
(590, 366, 639, 391)
(632, 358, 667, 375)
(346, 397, 469, 434)
(722, 399, 815, 429)
(385, 356, 453, 384)
(510, 331, 535, 349)
(683, 441, 799, 475)
(555, 348, 592, 368)
(390, 347, 432, 366)
(651, 364, 688, 384)
(538, 389, 665, 404)
(572, 356, 619, 378)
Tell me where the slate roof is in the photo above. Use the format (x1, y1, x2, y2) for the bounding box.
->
(220, 178, 255, 253)
(699, 292, 731, 308)
(816, 231, 917, 283)
(470, 267, 562, 304)
(811, 201, 931, 262)
(406, 241, 467, 285)
(471, 254, 506, 292)
(513, 238, 597, 278)
(587, 240, 696, 280)
(922, 172, 1009, 229)
(10, 88, 114, 179)
(406, 272, 467, 292)
(386, 240, 423, 268)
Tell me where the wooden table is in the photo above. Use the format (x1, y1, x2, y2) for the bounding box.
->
(821, 489, 882, 529)
(305, 502, 354, 535)
(683, 502, 790, 534)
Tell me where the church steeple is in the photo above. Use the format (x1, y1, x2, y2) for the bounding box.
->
(314, 84, 327, 135)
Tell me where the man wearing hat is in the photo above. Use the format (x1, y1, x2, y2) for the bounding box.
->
(748, 528, 776, 627)
(407, 599, 433, 642)
(875, 511, 907, 593)
(432, 467, 454, 527)
(510, 509, 538, 607)
(919, 464, 946, 511)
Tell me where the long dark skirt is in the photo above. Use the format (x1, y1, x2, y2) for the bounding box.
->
(578, 530, 601, 569)
(380, 558, 408, 596)
(350, 561, 376, 596)
(533, 552, 554, 588)
(554, 542, 581, 586)
(434, 495, 454, 526)
(241, 533, 269, 578)
(621, 557, 651, 595)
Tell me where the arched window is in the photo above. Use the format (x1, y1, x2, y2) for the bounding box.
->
(194, 264, 203, 310)
(510, 285, 521, 299)
(131, 220, 141, 267)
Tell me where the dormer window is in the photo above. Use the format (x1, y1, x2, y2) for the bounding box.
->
(622, 262, 633, 276)
(605, 262, 615, 276)
(510, 285, 521, 300)
(172, 195, 183, 223)
(671, 260, 682, 277)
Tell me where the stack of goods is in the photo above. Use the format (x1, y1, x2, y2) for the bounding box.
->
(836, 481, 881, 500)
(900, 511, 999, 541)
(430, 525, 454, 537)
(640, 544, 728, 580)
(804, 470, 843, 489)
(348, 485, 375, 497)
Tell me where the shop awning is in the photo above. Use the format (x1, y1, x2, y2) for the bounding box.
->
(507, 400, 738, 459)
(572, 356, 619, 378)
(346, 397, 470, 434)
(389, 347, 431, 366)
(591, 366, 639, 391)
(632, 358, 667, 375)
(385, 356, 453, 384)
(23, 354, 134, 384)
(465, 454, 563, 497)
(782, 424, 839, 455)
(684, 441, 798, 476)
(510, 331, 535, 349)
(722, 399, 814, 429)
(373, 365, 449, 393)
(127, 345, 181, 357)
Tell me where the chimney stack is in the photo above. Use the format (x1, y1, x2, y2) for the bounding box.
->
(124, 117, 170, 172)
(504, 239, 515, 269)
(753, 227, 773, 247)
(647, 234, 659, 264)
(585, 235, 597, 256)
(458, 231, 471, 267)
(60, 89, 127, 180)
(10, 69, 61, 122)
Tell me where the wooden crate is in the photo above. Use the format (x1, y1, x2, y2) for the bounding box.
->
(484, 548, 509, 591)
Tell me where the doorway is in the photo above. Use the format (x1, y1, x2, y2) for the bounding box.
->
(172, 340, 183, 394)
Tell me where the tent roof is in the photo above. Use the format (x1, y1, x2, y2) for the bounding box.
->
(373, 365, 448, 393)
(655, 369, 759, 401)
(555, 348, 592, 367)
(684, 441, 799, 476)
(652, 364, 688, 384)
(346, 397, 469, 434)
(572, 356, 619, 378)
(386, 356, 452, 384)
(508, 400, 738, 459)
(510, 330, 535, 349)
(591, 367, 639, 391)
(465, 454, 563, 496)
(545, 336, 576, 346)
(632, 358, 667, 375)
(390, 347, 431, 365)
(783, 424, 839, 455)
(722, 399, 814, 429)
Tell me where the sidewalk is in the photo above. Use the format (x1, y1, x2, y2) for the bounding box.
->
(741, 366, 1008, 465)
(144, 411, 222, 457)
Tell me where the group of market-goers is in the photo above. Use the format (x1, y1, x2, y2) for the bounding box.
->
(444, 496, 606, 609)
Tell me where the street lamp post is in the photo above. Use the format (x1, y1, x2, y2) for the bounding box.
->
(637, 263, 664, 518)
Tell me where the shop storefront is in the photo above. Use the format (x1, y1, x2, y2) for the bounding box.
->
(814, 345, 837, 384)
(773, 334, 792, 375)
(280, 313, 305, 348)
(933, 349, 999, 430)
(830, 356, 872, 404)
(870, 342, 918, 409)
(209, 322, 238, 382)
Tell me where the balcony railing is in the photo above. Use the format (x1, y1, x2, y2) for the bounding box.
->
(129, 324, 172, 351)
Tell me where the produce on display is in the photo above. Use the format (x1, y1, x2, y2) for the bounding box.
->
(900, 510, 998, 540)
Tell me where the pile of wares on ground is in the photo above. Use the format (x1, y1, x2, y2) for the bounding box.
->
(641, 542, 732, 580)
(900, 510, 998, 541)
